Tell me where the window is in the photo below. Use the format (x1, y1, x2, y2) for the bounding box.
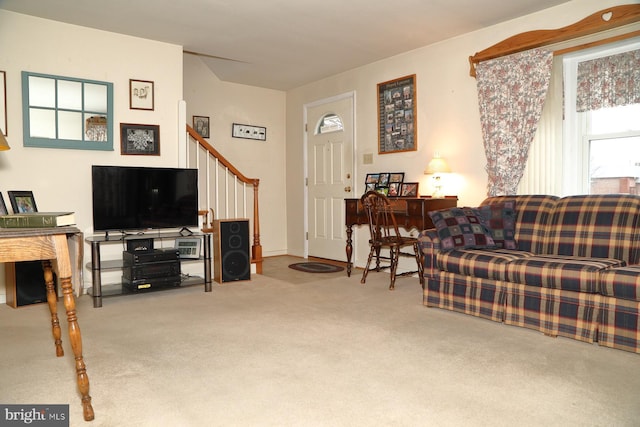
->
(563, 38, 640, 195)
(587, 106, 640, 195)
(21, 71, 113, 150)
(315, 113, 343, 134)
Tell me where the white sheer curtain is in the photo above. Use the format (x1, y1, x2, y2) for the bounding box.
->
(517, 56, 564, 196)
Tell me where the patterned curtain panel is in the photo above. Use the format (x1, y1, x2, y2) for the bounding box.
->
(476, 49, 553, 196)
(576, 49, 640, 112)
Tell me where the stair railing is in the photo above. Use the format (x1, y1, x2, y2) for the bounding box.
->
(186, 125, 263, 274)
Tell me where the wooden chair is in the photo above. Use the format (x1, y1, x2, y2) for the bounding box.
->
(360, 191, 425, 290)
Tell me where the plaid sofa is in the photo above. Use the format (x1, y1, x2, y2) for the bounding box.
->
(418, 195, 640, 353)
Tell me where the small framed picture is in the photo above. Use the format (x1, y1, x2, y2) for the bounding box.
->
(388, 182, 401, 197)
(120, 123, 160, 155)
(232, 123, 267, 141)
(129, 79, 154, 110)
(378, 173, 390, 187)
(389, 173, 405, 184)
(365, 182, 376, 193)
(8, 191, 38, 213)
(193, 116, 210, 138)
(0, 193, 8, 215)
(399, 182, 419, 197)
(175, 237, 201, 259)
(365, 173, 380, 185)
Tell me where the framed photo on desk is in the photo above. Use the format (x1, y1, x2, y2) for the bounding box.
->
(0, 193, 7, 215)
(8, 191, 37, 213)
(399, 182, 419, 197)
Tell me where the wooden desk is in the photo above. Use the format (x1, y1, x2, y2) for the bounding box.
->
(0, 227, 94, 421)
(344, 196, 457, 276)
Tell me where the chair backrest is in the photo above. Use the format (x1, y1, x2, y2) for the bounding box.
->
(360, 191, 401, 243)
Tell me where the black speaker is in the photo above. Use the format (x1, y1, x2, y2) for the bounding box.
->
(213, 219, 250, 283)
(5, 261, 57, 308)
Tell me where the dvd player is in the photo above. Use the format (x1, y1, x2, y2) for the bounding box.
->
(122, 275, 182, 292)
(123, 248, 180, 265)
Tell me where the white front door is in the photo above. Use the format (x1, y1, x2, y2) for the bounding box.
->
(306, 95, 354, 260)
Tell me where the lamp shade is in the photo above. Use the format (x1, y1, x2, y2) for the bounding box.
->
(0, 130, 10, 151)
(425, 156, 450, 174)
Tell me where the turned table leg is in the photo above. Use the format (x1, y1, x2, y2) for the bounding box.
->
(345, 225, 353, 276)
(51, 233, 95, 422)
(60, 274, 94, 421)
(43, 260, 64, 357)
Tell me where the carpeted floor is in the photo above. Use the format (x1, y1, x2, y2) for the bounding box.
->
(1, 258, 639, 426)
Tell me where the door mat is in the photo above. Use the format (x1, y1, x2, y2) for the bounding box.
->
(288, 262, 344, 273)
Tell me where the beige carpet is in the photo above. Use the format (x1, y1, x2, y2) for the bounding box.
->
(1, 265, 639, 427)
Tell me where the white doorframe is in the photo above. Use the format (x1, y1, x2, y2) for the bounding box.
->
(303, 91, 356, 258)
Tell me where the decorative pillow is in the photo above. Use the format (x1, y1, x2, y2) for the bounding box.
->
(428, 207, 496, 251)
(478, 200, 517, 249)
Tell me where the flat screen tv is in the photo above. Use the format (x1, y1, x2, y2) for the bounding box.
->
(92, 165, 199, 233)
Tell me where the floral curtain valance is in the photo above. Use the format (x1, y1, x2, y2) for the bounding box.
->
(476, 48, 553, 196)
(576, 48, 640, 112)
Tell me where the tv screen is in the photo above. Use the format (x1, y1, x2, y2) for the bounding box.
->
(92, 165, 199, 232)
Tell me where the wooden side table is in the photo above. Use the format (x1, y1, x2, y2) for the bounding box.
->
(0, 227, 94, 421)
(344, 196, 458, 276)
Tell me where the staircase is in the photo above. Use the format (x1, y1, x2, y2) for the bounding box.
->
(186, 125, 263, 274)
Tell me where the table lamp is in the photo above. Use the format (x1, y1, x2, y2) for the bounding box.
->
(0, 130, 10, 151)
(425, 153, 450, 198)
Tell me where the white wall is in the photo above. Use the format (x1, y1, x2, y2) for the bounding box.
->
(183, 55, 288, 258)
(284, 0, 633, 266)
(0, 10, 183, 300)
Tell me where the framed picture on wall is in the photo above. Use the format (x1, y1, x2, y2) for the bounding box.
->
(193, 116, 210, 138)
(129, 79, 154, 110)
(377, 74, 417, 155)
(120, 123, 160, 155)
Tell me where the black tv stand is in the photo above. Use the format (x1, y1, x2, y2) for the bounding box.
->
(104, 230, 127, 241)
(86, 230, 212, 308)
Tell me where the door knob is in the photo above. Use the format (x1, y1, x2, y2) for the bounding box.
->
(344, 186, 352, 192)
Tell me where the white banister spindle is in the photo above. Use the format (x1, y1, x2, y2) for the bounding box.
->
(186, 127, 262, 272)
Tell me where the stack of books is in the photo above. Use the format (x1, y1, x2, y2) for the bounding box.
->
(0, 212, 76, 228)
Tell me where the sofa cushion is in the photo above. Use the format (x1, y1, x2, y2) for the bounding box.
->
(544, 194, 640, 264)
(480, 195, 558, 253)
(435, 248, 533, 281)
(599, 266, 640, 301)
(478, 200, 517, 249)
(428, 207, 495, 251)
(504, 254, 625, 293)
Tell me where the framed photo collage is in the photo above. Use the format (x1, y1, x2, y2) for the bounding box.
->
(364, 173, 419, 198)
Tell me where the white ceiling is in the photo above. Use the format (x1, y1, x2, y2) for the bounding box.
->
(0, 0, 570, 90)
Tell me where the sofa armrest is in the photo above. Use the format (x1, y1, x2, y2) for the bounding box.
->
(418, 229, 441, 277)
